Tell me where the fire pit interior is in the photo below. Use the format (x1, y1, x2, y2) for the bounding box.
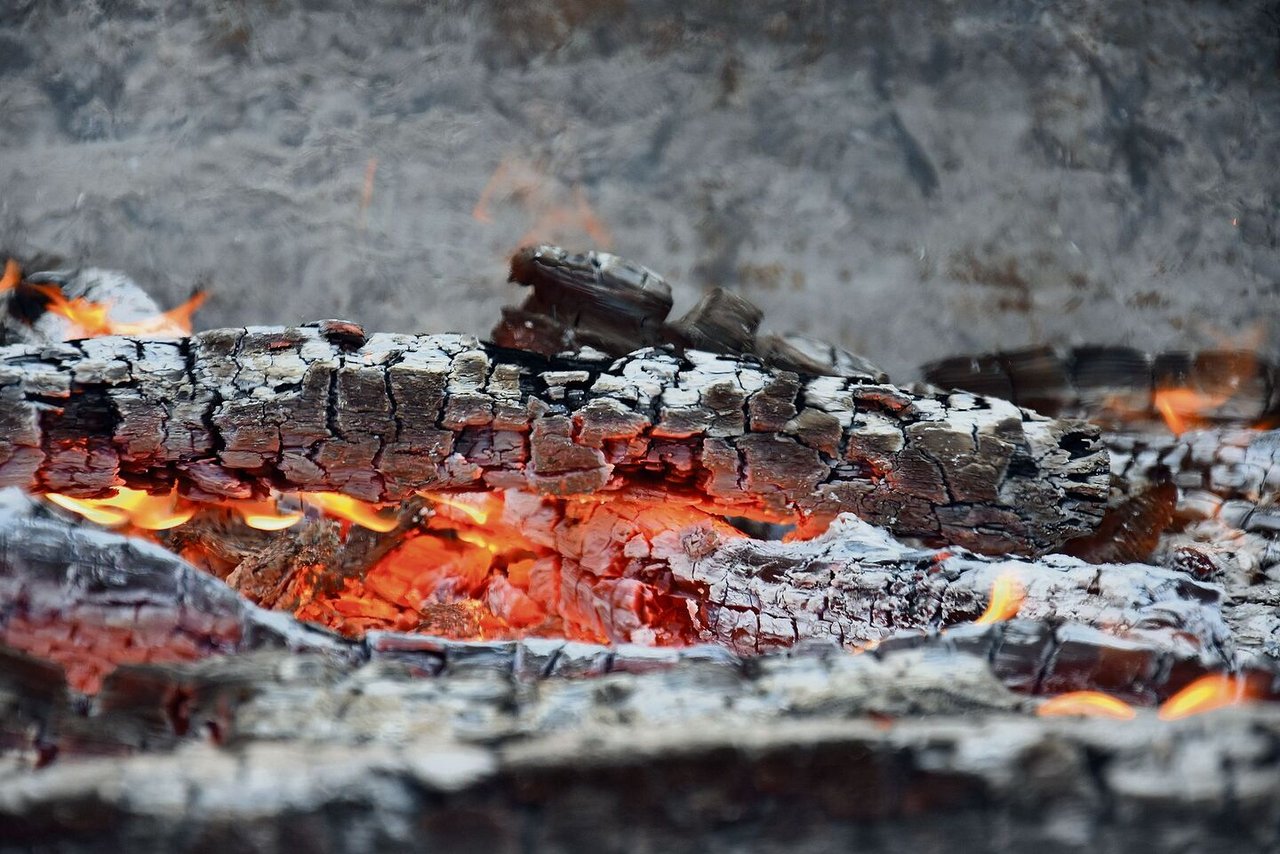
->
(2, 3, 1280, 852)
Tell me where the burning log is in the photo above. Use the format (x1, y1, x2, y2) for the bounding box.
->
(0, 323, 1109, 555)
(2, 485, 1259, 699)
(922, 344, 1280, 428)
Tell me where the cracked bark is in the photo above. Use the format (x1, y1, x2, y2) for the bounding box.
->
(0, 322, 1109, 556)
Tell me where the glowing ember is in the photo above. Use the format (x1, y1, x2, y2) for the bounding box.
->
(974, 572, 1026, 625)
(1037, 692, 1137, 720)
(1158, 674, 1256, 720)
(46, 488, 195, 530)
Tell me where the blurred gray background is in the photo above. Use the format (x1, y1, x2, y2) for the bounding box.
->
(1, 0, 1277, 379)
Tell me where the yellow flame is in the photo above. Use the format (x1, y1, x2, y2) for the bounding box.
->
(975, 572, 1026, 625)
(454, 529, 501, 552)
(233, 499, 304, 531)
(421, 492, 490, 525)
(109, 292, 207, 337)
(46, 493, 131, 526)
(1158, 674, 1254, 721)
(300, 492, 399, 532)
(1037, 692, 1136, 720)
(45, 488, 195, 530)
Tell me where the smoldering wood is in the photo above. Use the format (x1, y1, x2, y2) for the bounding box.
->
(0, 323, 1110, 555)
(1102, 427, 1280, 575)
(922, 345, 1280, 425)
(2, 488, 1264, 703)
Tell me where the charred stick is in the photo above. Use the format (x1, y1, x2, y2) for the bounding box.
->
(0, 324, 1109, 555)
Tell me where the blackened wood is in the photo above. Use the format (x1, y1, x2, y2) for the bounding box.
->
(494, 244, 891, 382)
(497, 245, 674, 356)
(0, 325, 1110, 555)
(924, 345, 1280, 423)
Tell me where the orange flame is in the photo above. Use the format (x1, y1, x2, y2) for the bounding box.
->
(974, 572, 1026, 624)
(31, 283, 206, 340)
(0, 258, 19, 292)
(1154, 388, 1229, 436)
(1158, 674, 1256, 720)
(1037, 691, 1137, 720)
(109, 292, 207, 337)
(300, 492, 399, 533)
(46, 488, 195, 530)
(472, 155, 612, 248)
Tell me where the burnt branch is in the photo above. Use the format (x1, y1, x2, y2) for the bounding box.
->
(0, 324, 1109, 555)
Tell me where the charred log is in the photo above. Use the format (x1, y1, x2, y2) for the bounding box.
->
(3, 640, 1280, 854)
(923, 345, 1280, 425)
(1, 489, 1261, 698)
(0, 324, 1109, 555)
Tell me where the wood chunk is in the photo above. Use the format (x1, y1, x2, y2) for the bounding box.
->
(495, 245, 673, 356)
(0, 327, 1111, 555)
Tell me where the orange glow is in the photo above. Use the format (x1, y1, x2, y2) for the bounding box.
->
(300, 492, 398, 532)
(31, 283, 206, 340)
(974, 572, 1026, 625)
(0, 258, 19, 292)
(46, 488, 195, 530)
(1158, 674, 1256, 720)
(472, 155, 613, 249)
(1037, 692, 1137, 720)
(1154, 388, 1229, 436)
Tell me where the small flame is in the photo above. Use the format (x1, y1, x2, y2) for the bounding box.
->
(0, 258, 20, 292)
(421, 492, 490, 525)
(109, 292, 207, 337)
(234, 499, 304, 531)
(31, 283, 206, 340)
(1158, 674, 1256, 720)
(300, 492, 399, 532)
(1037, 692, 1137, 720)
(31, 284, 114, 338)
(1154, 388, 1229, 436)
(974, 572, 1026, 625)
(45, 488, 195, 530)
